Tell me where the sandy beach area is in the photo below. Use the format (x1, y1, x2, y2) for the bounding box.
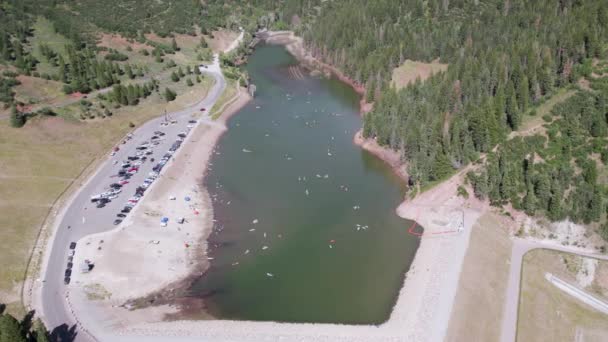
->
(67, 85, 252, 334)
(84, 168, 484, 342)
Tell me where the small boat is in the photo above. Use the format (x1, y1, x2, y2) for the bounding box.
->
(266, 273, 274, 277)
(262, 246, 269, 250)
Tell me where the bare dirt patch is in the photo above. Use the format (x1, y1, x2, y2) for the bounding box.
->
(445, 212, 513, 342)
(97, 34, 153, 51)
(391, 59, 447, 90)
(206, 29, 239, 53)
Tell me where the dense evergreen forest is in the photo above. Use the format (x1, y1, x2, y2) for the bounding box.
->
(281, 0, 608, 228)
(1, 0, 607, 228)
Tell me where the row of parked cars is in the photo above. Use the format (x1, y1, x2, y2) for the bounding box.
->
(111, 135, 165, 224)
(112, 123, 193, 225)
(64, 242, 77, 284)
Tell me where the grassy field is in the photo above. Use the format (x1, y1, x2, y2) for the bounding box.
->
(518, 249, 608, 341)
(28, 17, 71, 77)
(445, 212, 512, 342)
(210, 78, 238, 120)
(390, 59, 447, 90)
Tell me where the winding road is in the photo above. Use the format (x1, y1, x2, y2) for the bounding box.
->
(37, 55, 226, 342)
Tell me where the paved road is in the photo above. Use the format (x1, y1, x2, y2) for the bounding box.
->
(545, 272, 608, 314)
(39, 55, 226, 342)
(499, 239, 608, 342)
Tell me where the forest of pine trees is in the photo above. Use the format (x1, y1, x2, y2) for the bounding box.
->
(286, 0, 608, 226)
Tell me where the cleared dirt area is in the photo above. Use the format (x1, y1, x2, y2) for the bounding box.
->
(206, 29, 239, 53)
(391, 59, 447, 90)
(0, 80, 212, 316)
(445, 211, 512, 342)
(97, 34, 154, 53)
(518, 249, 608, 342)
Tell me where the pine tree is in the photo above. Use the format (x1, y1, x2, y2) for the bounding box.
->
(0, 314, 26, 342)
(517, 75, 530, 112)
(9, 106, 25, 128)
(164, 87, 176, 102)
(127, 84, 138, 105)
(125, 64, 134, 79)
(523, 180, 537, 215)
(171, 71, 179, 82)
(171, 37, 179, 51)
(186, 78, 193, 87)
(506, 85, 520, 130)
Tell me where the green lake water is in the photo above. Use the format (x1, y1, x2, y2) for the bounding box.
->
(190, 45, 420, 324)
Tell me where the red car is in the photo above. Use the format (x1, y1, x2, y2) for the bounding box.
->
(119, 180, 129, 185)
(128, 167, 139, 172)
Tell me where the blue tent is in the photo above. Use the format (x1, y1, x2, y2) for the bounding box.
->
(161, 217, 169, 223)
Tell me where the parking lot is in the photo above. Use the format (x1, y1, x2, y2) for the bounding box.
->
(62, 117, 199, 285)
(39, 59, 226, 336)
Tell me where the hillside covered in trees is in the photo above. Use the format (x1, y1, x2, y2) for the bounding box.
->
(1, 0, 607, 228)
(274, 0, 608, 229)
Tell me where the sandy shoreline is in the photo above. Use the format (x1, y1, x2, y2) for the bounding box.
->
(67, 84, 252, 334)
(263, 31, 374, 114)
